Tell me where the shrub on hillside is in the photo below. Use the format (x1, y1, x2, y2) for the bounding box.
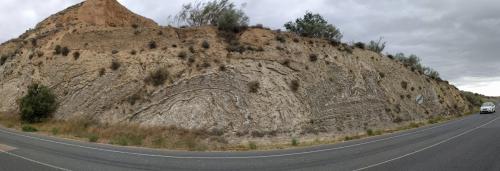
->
(19, 84, 58, 123)
(110, 60, 121, 70)
(290, 80, 300, 92)
(149, 41, 157, 49)
(145, 67, 169, 86)
(354, 42, 366, 49)
(284, 12, 342, 42)
(309, 54, 318, 62)
(367, 37, 386, 53)
(248, 81, 260, 93)
(276, 34, 286, 43)
(0, 55, 7, 66)
(54, 45, 62, 55)
(202, 40, 210, 49)
(73, 51, 80, 60)
(175, 0, 248, 31)
(61, 47, 70, 56)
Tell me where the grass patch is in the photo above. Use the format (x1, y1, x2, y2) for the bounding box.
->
(22, 125, 38, 132)
(291, 138, 299, 146)
(248, 81, 260, 93)
(144, 67, 169, 86)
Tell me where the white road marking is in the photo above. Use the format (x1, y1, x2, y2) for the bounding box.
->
(0, 144, 16, 152)
(0, 115, 472, 159)
(353, 115, 500, 171)
(0, 150, 71, 171)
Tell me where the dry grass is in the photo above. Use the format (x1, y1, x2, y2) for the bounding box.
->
(0, 113, 231, 151)
(0, 111, 468, 152)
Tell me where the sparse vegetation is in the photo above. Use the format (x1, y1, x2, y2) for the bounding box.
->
(248, 81, 260, 93)
(178, 51, 188, 59)
(284, 12, 342, 41)
(112, 50, 119, 54)
(149, 41, 157, 49)
(354, 42, 366, 49)
(401, 81, 408, 90)
(19, 84, 58, 123)
(175, 0, 248, 31)
(393, 53, 441, 80)
(61, 47, 70, 56)
(145, 67, 169, 86)
(54, 45, 62, 55)
(276, 34, 286, 43)
(22, 125, 38, 132)
(0, 55, 7, 66)
(290, 80, 300, 92)
(130, 50, 137, 55)
(72, 51, 80, 60)
(291, 138, 299, 146)
(309, 54, 318, 62)
(202, 40, 210, 49)
(88, 134, 99, 142)
(110, 60, 121, 70)
(248, 141, 257, 150)
(367, 37, 386, 53)
(99, 68, 106, 76)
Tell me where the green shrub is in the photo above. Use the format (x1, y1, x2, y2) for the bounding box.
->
(88, 134, 99, 142)
(291, 138, 299, 146)
(19, 84, 58, 123)
(175, 0, 248, 31)
(366, 129, 374, 136)
(145, 67, 169, 86)
(367, 37, 386, 53)
(216, 9, 249, 31)
(54, 45, 62, 55)
(248, 81, 260, 93)
(284, 12, 342, 41)
(51, 127, 60, 135)
(248, 141, 257, 150)
(22, 125, 38, 132)
(202, 40, 210, 49)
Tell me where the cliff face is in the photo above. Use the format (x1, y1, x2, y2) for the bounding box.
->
(0, 0, 473, 139)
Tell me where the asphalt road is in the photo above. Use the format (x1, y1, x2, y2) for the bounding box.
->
(0, 105, 499, 171)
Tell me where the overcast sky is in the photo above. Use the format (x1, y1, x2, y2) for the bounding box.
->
(1, 0, 499, 96)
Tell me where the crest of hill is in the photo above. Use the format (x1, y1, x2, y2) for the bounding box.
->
(35, 0, 158, 30)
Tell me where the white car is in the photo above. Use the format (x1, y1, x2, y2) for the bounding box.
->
(480, 102, 496, 114)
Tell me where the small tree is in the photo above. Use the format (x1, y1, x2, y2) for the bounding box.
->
(284, 12, 342, 41)
(368, 37, 386, 53)
(174, 0, 248, 31)
(19, 84, 58, 123)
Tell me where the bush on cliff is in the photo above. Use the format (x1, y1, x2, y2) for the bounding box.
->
(19, 84, 58, 123)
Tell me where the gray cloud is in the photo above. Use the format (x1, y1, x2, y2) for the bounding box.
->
(0, 0, 499, 96)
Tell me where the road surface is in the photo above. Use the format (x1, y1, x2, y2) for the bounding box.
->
(0, 104, 499, 171)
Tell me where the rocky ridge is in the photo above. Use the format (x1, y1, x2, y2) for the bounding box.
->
(0, 0, 474, 142)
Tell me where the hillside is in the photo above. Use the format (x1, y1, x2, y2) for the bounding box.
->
(0, 0, 475, 144)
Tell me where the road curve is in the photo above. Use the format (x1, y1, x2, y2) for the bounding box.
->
(1, 105, 499, 171)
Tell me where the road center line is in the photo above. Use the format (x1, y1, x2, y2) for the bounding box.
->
(353, 115, 500, 171)
(0, 115, 471, 159)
